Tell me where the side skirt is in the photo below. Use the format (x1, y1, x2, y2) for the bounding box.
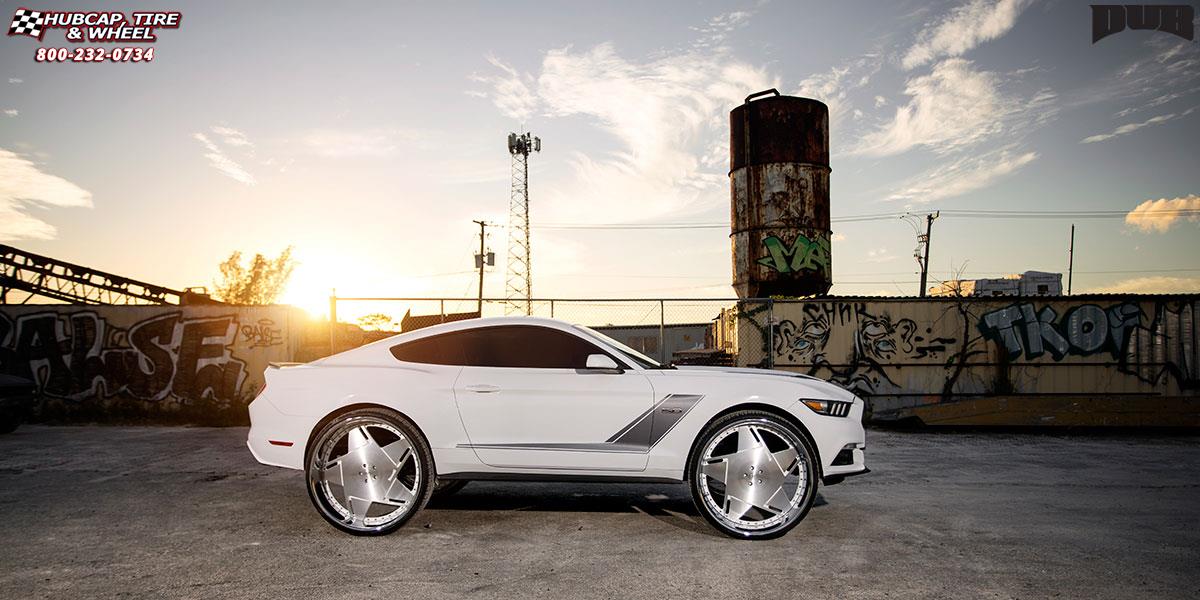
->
(438, 472, 683, 484)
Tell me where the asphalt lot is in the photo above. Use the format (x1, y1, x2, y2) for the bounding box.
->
(0, 426, 1196, 599)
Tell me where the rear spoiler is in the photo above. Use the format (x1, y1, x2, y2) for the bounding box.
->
(268, 362, 304, 369)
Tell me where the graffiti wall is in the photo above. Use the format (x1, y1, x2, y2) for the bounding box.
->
(732, 295, 1199, 425)
(0, 305, 304, 424)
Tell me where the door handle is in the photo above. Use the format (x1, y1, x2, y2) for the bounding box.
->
(465, 384, 501, 394)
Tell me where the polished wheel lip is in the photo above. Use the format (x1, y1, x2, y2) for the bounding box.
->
(309, 415, 421, 533)
(696, 418, 807, 532)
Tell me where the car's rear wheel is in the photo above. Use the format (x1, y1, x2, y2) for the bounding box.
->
(689, 410, 817, 540)
(306, 408, 435, 535)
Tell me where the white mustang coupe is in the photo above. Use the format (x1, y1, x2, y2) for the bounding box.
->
(247, 317, 868, 539)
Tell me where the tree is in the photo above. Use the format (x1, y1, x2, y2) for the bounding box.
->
(357, 313, 396, 331)
(213, 246, 296, 305)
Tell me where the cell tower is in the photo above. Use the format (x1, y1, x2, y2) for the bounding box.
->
(505, 131, 540, 315)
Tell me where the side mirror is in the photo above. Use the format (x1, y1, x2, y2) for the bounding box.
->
(584, 354, 623, 373)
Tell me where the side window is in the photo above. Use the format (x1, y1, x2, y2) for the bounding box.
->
(464, 325, 609, 369)
(389, 331, 469, 365)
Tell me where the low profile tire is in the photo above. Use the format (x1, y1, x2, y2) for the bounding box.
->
(689, 410, 818, 540)
(306, 408, 435, 536)
(430, 479, 468, 502)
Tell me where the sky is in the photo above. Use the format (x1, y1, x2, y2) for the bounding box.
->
(1, 0, 1198, 320)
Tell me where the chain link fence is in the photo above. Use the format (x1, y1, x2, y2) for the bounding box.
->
(328, 297, 778, 368)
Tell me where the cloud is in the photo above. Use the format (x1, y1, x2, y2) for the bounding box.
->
(793, 54, 881, 126)
(300, 129, 419, 158)
(193, 131, 256, 185)
(1124, 195, 1200, 233)
(211, 126, 253, 148)
(831, 232, 846, 242)
(886, 147, 1038, 203)
(690, 10, 752, 48)
(3, 109, 16, 117)
(902, 0, 1033, 70)
(1081, 107, 1196, 144)
(854, 59, 1014, 156)
(874, 95, 887, 108)
(0, 148, 92, 241)
(866, 248, 896, 263)
(1088, 276, 1200, 294)
(470, 55, 538, 121)
(475, 41, 776, 222)
(7, 78, 21, 84)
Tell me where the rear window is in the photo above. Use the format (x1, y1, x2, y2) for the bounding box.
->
(389, 333, 467, 365)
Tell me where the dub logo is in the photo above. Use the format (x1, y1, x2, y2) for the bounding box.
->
(1091, 4, 1195, 43)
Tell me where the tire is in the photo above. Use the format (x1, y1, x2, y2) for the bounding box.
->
(305, 407, 435, 536)
(430, 479, 468, 502)
(688, 410, 818, 540)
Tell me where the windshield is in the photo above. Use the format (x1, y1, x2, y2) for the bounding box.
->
(574, 325, 666, 369)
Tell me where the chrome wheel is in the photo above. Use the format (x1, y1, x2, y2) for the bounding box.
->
(691, 413, 815, 538)
(307, 411, 430, 534)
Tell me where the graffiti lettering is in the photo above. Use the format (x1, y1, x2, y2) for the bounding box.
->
(0, 311, 247, 404)
(240, 319, 283, 348)
(979, 302, 1141, 360)
(757, 233, 830, 275)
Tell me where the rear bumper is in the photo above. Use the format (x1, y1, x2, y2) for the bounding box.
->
(246, 395, 309, 470)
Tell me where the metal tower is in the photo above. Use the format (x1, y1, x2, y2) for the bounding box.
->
(505, 132, 540, 315)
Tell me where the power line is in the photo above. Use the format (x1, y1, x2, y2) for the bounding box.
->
(525, 208, 1200, 230)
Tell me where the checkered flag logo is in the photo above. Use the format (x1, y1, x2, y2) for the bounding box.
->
(8, 8, 45, 39)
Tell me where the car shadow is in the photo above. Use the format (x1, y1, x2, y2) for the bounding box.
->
(426, 481, 827, 537)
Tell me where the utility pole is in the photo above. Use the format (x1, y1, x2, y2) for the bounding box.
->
(1067, 224, 1075, 295)
(472, 220, 494, 315)
(918, 211, 939, 297)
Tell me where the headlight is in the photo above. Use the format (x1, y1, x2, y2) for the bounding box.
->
(801, 398, 852, 417)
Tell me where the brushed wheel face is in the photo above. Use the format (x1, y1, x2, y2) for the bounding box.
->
(308, 414, 424, 534)
(693, 416, 813, 537)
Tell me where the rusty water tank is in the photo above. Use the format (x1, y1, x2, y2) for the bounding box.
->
(730, 90, 831, 298)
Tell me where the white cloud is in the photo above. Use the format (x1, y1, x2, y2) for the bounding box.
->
(831, 232, 847, 242)
(476, 42, 776, 222)
(1088, 276, 1200, 294)
(470, 55, 538, 121)
(866, 248, 896, 263)
(886, 147, 1038, 203)
(902, 0, 1033, 70)
(1124, 195, 1200, 233)
(690, 10, 752, 48)
(3, 109, 16, 117)
(300, 129, 418, 158)
(1081, 107, 1196, 144)
(854, 59, 1013, 156)
(7, 78, 21, 84)
(0, 149, 92, 241)
(193, 132, 255, 185)
(211, 126, 253, 148)
(793, 54, 881, 126)
(874, 95, 887, 108)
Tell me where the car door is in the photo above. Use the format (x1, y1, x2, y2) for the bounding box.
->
(452, 325, 655, 471)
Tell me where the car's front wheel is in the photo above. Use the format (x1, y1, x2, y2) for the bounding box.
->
(306, 408, 435, 535)
(689, 410, 818, 539)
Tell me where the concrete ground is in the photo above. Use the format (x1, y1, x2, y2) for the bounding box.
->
(0, 426, 1196, 599)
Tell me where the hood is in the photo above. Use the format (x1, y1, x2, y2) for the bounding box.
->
(670, 365, 857, 401)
